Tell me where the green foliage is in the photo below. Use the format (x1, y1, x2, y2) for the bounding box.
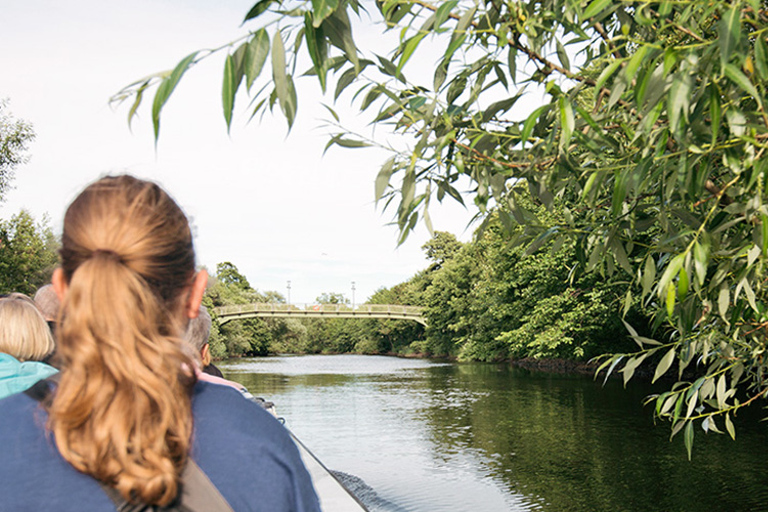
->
(305, 292, 360, 353)
(421, 231, 463, 270)
(267, 318, 310, 353)
(0, 210, 58, 295)
(0, 99, 35, 203)
(206, 205, 633, 362)
(117, 0, 768, 447)
(421, 205, 643, 362)
(422, 242, 480, 357)
(201, 292, 228, 359)
(315, 291, 348, 304)
(304, 316, 360, 353)
(0, 104, 55, 297)
(498, 286, 629, 360)
(215, 261, 252, 290)
(204, 261, 290, 357)
(357, 279, 428, 354)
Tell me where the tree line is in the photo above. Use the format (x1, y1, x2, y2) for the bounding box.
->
(206, 188, 650, 365)
(0, 100, 58, 296)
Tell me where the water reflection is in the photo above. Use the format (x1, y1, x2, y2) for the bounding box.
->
(220, 355, 768, 512)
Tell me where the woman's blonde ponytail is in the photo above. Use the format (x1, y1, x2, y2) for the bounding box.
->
(49, 176, 198, 506)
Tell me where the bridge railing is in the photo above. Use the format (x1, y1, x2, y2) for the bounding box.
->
(214, 303, 424, 316)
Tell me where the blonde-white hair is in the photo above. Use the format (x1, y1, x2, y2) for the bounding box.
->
(0, 293, 55, 361)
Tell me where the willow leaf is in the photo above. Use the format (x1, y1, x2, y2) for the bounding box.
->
(311, 0, 338, 27)
(719, 6, 740, 71)
(653, 348, 676, 383)
(152, 52, 198, 142)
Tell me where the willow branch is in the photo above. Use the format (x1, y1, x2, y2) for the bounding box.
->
(409, 1, 638, 115)
(594, 21, 623, 60)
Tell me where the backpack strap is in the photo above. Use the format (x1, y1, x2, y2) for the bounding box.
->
(98, 485, 145, 512)
(177, 459, 236, 512)
(24, 377, 234, 512)
(97, 460, 235, 512)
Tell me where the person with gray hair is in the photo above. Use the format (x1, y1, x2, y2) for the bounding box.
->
(184, 305, 222, 377)
(33, 284, 60, 324)
(34, 285, 60, 351)
(184, 305, 272, 409)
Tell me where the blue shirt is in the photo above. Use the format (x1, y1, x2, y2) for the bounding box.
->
(0, 381, 321, 512)
(0, 353, 58, 400)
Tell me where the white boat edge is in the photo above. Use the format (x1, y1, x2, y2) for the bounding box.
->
(290, 431, 370, 512)
(255, 396, 369, 510)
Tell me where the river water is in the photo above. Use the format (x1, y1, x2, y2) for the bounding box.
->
(219, 354, 768, 512)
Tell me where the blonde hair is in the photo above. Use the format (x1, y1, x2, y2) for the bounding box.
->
(48, 175, 198, 506)
(0, 293, 55, 361)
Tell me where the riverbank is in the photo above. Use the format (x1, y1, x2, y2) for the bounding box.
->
(508, 357, 599, 375)
(217, 350, 649, 381)
(379, 350, 603, 376)
(374, 351, 665, 382)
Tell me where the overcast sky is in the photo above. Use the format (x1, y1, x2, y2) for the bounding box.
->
(1, 0, 479, 304)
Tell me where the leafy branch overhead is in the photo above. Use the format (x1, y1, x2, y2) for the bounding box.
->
(114, 0, 768, 456)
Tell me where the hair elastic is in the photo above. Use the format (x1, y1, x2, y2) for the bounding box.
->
(92, 248, 123, 262)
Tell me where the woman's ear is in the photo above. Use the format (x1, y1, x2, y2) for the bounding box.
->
(186, 270, 209, 319)
(52, 268, 68, 302)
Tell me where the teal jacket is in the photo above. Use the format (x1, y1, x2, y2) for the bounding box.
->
(0, 353, 58, 400)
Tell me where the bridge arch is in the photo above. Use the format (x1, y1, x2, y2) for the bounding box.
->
(213, 303, 427, 327)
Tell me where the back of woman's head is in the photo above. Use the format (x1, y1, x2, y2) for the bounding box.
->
(0, 293, 55, 361)
(59, 175, 195, 308)
(50, 175, 198, 506)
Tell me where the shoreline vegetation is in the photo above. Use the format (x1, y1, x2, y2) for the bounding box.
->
(206, 200, 656, 382)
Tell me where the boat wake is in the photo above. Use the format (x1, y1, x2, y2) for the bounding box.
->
(331, 471, 409, 512)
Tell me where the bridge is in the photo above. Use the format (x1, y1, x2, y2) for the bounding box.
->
(213, 303, 427, 326)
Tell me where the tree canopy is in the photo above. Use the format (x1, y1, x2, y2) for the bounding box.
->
(0, 99, 35, 203)
(316, 291, 349, 304)
(0, 210, 58, 295)
(215, 261, 253, 290)
(204, 261, 287, 357)
(0, 103, 56, 295)
(115, 0, 768, 455)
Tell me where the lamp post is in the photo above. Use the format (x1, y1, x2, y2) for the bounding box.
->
(287, 280, 291, 305)
(351, 281, 356, 309)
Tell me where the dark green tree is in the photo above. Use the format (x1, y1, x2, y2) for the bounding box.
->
(422, 243, 480, 358)
(315, 291, 349, 305)
(205, 262, 294, 357)
(303, 292, 353, 352)
(0, 210, 58, 295)
(216, 261, 252, 290)
(357, 280, 427, 354)
(422, 231, 463, 271)
(0, 102, 53, 297)
(421, 199, 646, 362)
(0, 99, 35, 202)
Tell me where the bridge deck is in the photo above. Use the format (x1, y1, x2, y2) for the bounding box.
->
(214, 303, 426, 326)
